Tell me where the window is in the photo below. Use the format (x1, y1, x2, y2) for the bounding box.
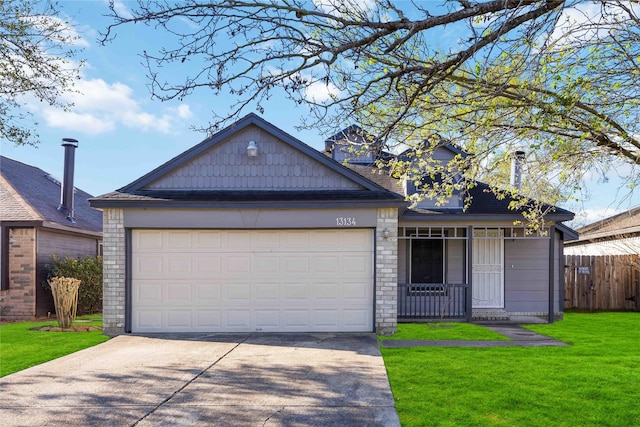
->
(410, 239, 444, 284)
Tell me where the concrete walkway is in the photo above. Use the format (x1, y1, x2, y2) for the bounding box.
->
(381, 324, 569, 348)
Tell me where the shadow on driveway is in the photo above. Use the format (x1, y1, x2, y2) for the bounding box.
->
(0, 334, 400, 426)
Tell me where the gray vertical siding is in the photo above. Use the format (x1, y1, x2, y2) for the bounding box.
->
(446, 239, 465, 283)
(504, 238, 550, 312)
(398, 239, 407, 283)
(146, 125, 364, 191)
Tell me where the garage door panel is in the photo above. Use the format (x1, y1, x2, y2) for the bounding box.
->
(167, 257, 192, 276)
(132, 229, 374, 333)
(227, 310, 252, 328)
(136, 311, 162, 329)
(135, 282, 163, 303)
(167, 284, 192, 301)
(136, 231, 163, 249)
(313, 310, 340, 327)
(196, 311, 222, 328)
(195, 256, 222, 275)
(166, 310, 191, 328)
(284, 310, 310, 328)
(254, 283, 280, 300)
(225, 283, 252, 300)
(255, 310, 280, 328)
(226, 231, 252, 249)
(167, 231, 192, 248)
(283, 255, 309, 274)
(313, 283, 339, 300)
(341, 255, 372, 274)
(194, 231, 222, 248)
(255, 255, 281, 274)
(344, 310, 370, 328)
(224, 256, 252, 275)
(135, 255, 163, 277)
(195, 284, 221, 301)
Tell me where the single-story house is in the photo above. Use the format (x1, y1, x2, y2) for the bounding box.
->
(1, 141, 103, 319)
(564, 206, 640, 255)
(91, 114, 577, 335)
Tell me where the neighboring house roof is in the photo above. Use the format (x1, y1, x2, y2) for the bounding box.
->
(91, 113, 405, 209)
(564, 206, 640, 254)
(397, 138, 469, 160)
(571, 206, 640, 241)
(0, 156, 102, 233)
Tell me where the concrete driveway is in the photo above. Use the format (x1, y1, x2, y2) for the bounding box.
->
(0, 333, 400, 426)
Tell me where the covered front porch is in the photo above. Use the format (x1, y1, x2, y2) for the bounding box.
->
(396, 225, 558, 323)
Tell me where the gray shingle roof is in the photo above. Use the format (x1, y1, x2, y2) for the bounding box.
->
(345, 163, 574, 221)
(0, 156, 102, 232)
(573, 206, 640, 239)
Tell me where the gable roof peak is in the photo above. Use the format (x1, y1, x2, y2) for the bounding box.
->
(115, 115, 399, 196)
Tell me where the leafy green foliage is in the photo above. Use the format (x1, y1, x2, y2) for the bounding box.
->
(103, 1, 640, 226)
(0, 0, 84, 146)
(44, 255, 103, 316)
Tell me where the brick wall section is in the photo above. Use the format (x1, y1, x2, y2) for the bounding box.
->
(376, 207, 398, 335)
(1, 228, 36, 319)
(102, 208, 126, 336)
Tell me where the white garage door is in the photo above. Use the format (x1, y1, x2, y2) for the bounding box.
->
(131, 229, 374, 333)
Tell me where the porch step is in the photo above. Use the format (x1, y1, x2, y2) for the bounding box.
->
(472, 309, 511, 322)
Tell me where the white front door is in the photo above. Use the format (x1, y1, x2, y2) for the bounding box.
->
(472, 230, 504, 308)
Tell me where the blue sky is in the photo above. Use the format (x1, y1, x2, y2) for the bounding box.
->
(0, 0, 636, 227)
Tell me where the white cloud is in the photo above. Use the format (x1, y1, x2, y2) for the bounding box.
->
(34, 78, 192, 136)
(176, 104, 193, 119)
(550, 1, 640, 46)
(41, 109, 115, 135)
(313, 0, 376, 17)
(304, 80, 341, 103)
(108, 0, 133, 20)
(569, 207, 622, 229)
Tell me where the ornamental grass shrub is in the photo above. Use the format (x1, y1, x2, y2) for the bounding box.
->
(48, 276, 81, 328)
(44, 255, 103, 316)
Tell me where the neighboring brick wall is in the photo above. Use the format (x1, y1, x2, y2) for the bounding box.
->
(1, 228, 36, 319)
(35, 229, 101, 317)
(376, 207, 398, 335)
(102, 209, 126, 336)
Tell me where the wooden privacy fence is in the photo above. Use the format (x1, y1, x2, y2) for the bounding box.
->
(564, 255, 640, 311)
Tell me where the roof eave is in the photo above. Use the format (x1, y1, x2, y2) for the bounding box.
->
(89, 198, 407, 209)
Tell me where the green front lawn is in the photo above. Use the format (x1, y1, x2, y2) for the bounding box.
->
(381, 313, 640, 426)
(0, 316, 109, 377)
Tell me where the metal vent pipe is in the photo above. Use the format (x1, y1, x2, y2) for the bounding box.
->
(59, 138, 78, 222)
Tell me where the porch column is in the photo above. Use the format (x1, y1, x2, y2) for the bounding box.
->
(548, 225, 556, 323)
(375, 207, 398, 335)
(102, 208, 126, 336)
(466, 226, 473, 322)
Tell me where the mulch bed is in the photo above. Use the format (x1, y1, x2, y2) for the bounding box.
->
(30, 325, 101, 332)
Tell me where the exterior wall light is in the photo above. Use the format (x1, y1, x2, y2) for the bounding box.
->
(382, 228, 392, 240)
(247, 140, 258, 157)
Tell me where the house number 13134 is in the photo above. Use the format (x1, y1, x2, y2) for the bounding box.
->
(336, 217, 357, 226)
